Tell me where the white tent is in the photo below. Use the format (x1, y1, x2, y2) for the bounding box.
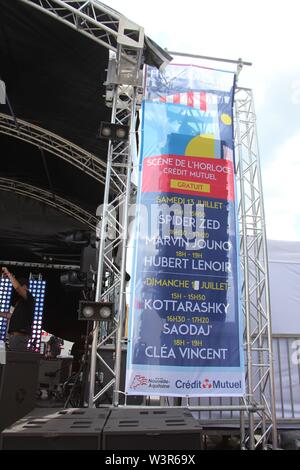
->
(268, 240, 300, 335)
(268, 240, 300, 421)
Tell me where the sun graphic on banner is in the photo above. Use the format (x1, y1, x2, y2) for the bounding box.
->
(221, 113, 232, 126)
(185, 133, 215, 158)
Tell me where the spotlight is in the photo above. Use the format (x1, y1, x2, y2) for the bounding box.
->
(82, 306, 95, 319)
(60, 271, 86, 290)
(99, 305, 112, 319)
(101, 125, 112, 137)
(115, 127, 127, 139)
(78, 301, 114, 321)
(99, 122, 129, 142)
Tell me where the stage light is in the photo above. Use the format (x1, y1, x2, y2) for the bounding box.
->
(99, 305, 112, 319)
(60, 271, 86, 290)
(82, 306, 94, 319)
(28, 278, 46, 352)
(99, 121, 129, 142)
(101, 125, 111, 137)
(78, 301, 114, 321)
(0, 277, 12, 341)
(115, 127, 127, 140)
(0, 276, 46, 349)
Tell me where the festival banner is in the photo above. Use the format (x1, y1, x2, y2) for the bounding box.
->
(125, 64, 245, 397)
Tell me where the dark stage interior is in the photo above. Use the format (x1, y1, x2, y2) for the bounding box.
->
(0, 0, 111, 341)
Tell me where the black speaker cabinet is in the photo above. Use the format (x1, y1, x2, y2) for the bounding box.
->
(97, 345, 143, 406)
(1, 408, 110, 450)
(103, 408, 203, 450)
(0, 351, 40, 432)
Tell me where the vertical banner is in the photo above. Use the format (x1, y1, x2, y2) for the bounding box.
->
(126, 64, 245, 397)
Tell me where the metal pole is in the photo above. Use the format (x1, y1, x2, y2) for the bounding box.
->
(240, 408, 246, 450)
(0, 260, 79, 270)
(114, 405, 265, 412)
(113, 85, 139, 407)
(167, 50, 252, 67)
(88, 88, 118, 408)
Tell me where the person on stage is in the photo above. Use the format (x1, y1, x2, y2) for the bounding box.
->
(46, 335, 64, 359)
(0, 267, 35, 351)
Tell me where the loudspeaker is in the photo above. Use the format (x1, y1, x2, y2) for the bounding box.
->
(103, 408, 203, 450)
(1, 408, 110, 450)
(0, 352, 40, 432)
(97, 344, 143, 406)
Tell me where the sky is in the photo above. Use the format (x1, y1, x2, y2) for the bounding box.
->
(107, 0, 300, 241)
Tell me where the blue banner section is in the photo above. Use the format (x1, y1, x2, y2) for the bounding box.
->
(126, 64, 245, 397)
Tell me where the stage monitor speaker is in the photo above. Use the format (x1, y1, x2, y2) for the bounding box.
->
(1, 408, 110, 450)
(97, 344, 143, 406)
(0, 351, 40, 432)
(103, 408, 203, 450)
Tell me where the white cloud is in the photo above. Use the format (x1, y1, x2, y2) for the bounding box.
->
(263, 134, 300, 241)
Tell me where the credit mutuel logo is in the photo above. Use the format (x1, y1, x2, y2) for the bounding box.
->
(175, 379, 242, 390)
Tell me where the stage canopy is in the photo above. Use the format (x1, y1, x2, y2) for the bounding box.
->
(0, 0, 170, 339)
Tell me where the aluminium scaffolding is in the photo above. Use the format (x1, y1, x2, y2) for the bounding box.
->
(87, 37, 144, 409)
(235, 87, 277, 449)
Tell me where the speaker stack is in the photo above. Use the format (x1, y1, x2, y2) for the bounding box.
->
(102, 408, 203, 450)
(0, 351, 40, 432)
(1, 407, 203, 450)
(1, 408, 110, 450)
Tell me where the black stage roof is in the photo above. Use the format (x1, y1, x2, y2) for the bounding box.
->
(0, 0, 110, 265)
(0, 0, 170, 339)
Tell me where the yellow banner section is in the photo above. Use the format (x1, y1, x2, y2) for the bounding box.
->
(170, 179, 211, 193)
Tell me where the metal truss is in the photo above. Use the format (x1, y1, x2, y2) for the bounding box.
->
(235, 87, 277, 449)
(88, 41, 144, 406)
(0, 113, 112, 188)
(13, 0, 144, 408)
(0, 177, 98, 229)
(0, 260, 79, 270)
(19, 0, 144, 64)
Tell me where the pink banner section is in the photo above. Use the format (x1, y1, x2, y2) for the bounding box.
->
(141, 155, 235, 202)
